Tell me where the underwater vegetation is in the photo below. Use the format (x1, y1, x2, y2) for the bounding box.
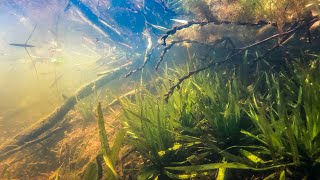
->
(110, 57, 320, 179)
(1, 0, 320, 179)
(78, 50, 320, 179)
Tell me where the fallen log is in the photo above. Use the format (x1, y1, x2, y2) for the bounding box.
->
(0, 68, 126, 162)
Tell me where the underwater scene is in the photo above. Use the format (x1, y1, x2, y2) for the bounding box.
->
(0, 0, 320, 179)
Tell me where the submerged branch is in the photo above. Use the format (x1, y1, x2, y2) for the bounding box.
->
(164, 17, 319, 101)
(161, 20, 278, 46)
(127, 18, 307, 77)
(125, 30, 156, 77)
(125, 45, 159, 77)
(164, 65, 209, 102)
(155, 42, 175, 70)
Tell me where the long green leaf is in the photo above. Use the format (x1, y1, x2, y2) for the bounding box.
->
(216, 160, 227, 180)
(97, 103, 118, 179)
(279, 170, 285, 180)
(263, 172, 277, 180)
(83, 162, 98, 180)
(165, 162, 294, 171)
(165, 170, 210, 179)
(110, 130, 126, 163)
(98, 102, 111, 154)
(240, 149, 265, 164)
(240, 130, 267, 145)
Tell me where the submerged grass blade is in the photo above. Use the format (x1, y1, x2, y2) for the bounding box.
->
(279, 170, 285, 180)
(110, 129, 125, 163)
(83, 162, 98, 180)
(216, 160, 227, 180)
(166, 162, 294, 171)
(97, 102, 118, 179)
(97, 102, 111, 154)
(240, 149, 265, 164)
(165, 170, 210, 179)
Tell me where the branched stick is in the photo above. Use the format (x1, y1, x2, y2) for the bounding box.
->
(164, 17, 319, 101)
(252, 22, 300, 61)
(127, 18, 302, 76)
(161, 20, 278, 46)
(125, 29, 155, 78)
(128, 17, 315, 77)
(155, 42, 175, 70)
(125, 44, 160, 77)
(164, 65, 209, 102)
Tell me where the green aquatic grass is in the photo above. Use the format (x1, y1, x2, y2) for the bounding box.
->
(115, 56, 320, 179)
(83, 161, 99, 180)
(83, 103, 125, 180)
(76, 90, 105, 123)
(76, 99, 96, 122)
(118, 64, 206, 179)
(193, 71, 242, 145)
(243, 60, 320, 178)
(118, 64, 253, 178)
(119, 86, 180, 179)
(291, 61, 320, 160)
(97, 102, 118, 179)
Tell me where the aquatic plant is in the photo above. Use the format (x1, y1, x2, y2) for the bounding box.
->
(76, 99, 96, 123)
(118, 53, 320, 179)
(77, 88, 110, 123)
(119, 85, 180, 179)
(193, 71, 242, 145)
(82, 103, 125, 180)
(243, 59, 320, 179)
(120, 64, 248, 178)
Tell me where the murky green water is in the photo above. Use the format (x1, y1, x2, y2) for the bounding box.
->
(0, 3, 119, 142)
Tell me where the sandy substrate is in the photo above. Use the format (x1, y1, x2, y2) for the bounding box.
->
(0, 107, 143, 179)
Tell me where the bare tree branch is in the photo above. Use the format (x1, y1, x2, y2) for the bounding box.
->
(163, 17, 319, 101)
(125, 44, 160, 77)
(161, 20, 279, 46)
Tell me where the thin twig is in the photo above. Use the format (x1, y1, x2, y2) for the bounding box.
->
(25, 24, 37, 44)
(155, 43, 175, 70)
(252, 22, 300, 61)
(125, 29, 154, 77)
(164, 65, 209, 102)
(125, 44, 160, 77)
